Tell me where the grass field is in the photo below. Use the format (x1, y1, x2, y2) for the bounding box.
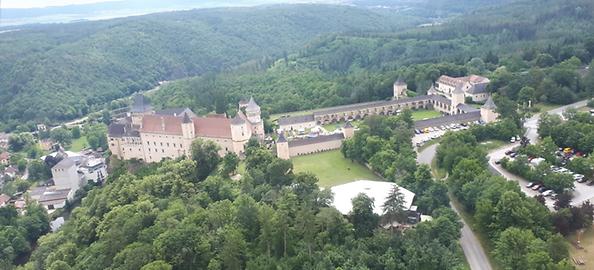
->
(411, 109, 442, 121)
(69, 136, 88, 152)
(292, 150, 381, 188)
(568, 228, 594, 269)
(323, 120, 363, 132)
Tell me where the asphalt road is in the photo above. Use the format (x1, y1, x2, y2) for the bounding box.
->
(488, 100, 591, 209)
(417, 144, 493, 270)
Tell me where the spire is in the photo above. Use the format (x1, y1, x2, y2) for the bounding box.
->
(246, 97, 260, 111)
(394, 79, 406, 86)
(277, 132, 287, 143)
(482, 96, 497, 110)
(231, 112, 246, 125)
(182, 112, 192, 124)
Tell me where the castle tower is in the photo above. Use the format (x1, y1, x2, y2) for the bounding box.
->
(451, 84, 466, 114)
(244, 97, 265, 139)
(276, 133, 290, 160)
(130, 93, 153, 126)
(231, 112, 251, 154)
(343, 121, 355, 139)
(393, 80, 407, 100)
(481, 96, 500, 123)
(181, 113, 194, 139)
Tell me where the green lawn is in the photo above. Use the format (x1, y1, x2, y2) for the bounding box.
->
(411, 109, 442, 121)
(533, 103, 563, 112)
(323, 120, 363, 132)
(69, 136, 88, 152)
(292, 150, 381, 188)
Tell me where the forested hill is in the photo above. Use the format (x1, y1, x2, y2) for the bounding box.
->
(152, 0, 594, 116)
(0, 4, 416, 129)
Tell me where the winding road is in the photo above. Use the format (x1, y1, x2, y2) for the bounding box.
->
(417, 144, 493, 270)
(416, 100, 589, 270)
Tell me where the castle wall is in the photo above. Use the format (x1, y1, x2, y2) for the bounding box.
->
(288, 139, 343, 157)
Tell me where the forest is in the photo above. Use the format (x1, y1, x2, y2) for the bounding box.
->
(11, 139, 465, 270)
(152, 0, 594, 119)
(0, 4, 418, 131)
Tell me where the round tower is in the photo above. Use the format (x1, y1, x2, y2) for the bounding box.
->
(245, 97, 262, 124)
(393, 80, 407, 100)
(451, 84, 466, 114)
(276, 133, 290, 160)
(481, 96, 500, 123)
(231, 113, 250, 142)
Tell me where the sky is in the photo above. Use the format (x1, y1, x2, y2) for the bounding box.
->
(3, 0, 120, 9)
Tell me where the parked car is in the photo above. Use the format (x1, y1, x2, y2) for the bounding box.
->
(538, 186, 548, 193)
(588, 180, 594, 186)
(505, 150, 513, 155)
(526, 182, 535, 188)
(532, 185, 541, 190)
(510, 137, 516, 143)
(495, 159, 502, 165)
(542, 190, 554, 197)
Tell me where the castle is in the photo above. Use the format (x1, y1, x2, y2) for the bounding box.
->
(108, 95, 264, 163)
(276, 76, 499, 159)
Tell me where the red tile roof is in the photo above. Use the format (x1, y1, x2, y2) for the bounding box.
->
(0, 152, 9, 160)
(140, 115, 183, 135)
(194, 117, 232, 139)
(140, 114, 232, 139)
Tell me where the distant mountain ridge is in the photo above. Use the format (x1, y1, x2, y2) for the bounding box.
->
(0, 4, 411, 128)
(0, 0, 343, 26)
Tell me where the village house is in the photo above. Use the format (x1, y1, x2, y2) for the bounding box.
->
(0, 152, 10, 166)
(0, 194, 11, 207)
(108, 94, 265, 163)
(0, 133, 9, 149)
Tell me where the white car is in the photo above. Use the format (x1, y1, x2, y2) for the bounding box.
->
(510, 137, 516, 143)
(542, 190, 554, 197)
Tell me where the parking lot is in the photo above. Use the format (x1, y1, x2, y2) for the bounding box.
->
(488, 144, 594, 210)
(413, 123, 470, 148)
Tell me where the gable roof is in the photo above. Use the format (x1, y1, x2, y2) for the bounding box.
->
(193, 117, 232, 139)
(155, 108, 196, 118)
(467, 83, 488, 94)
(52, 158, 76, 170)
(278, 114, 315, 126)
(140, 115, 183, 135)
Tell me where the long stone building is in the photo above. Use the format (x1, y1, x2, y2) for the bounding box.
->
(108, 95, 264, 163)
(276, 77, 499, 159)
(278, 77, 497, 133)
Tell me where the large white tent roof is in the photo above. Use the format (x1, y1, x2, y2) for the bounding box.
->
(330, 180, 415, 215)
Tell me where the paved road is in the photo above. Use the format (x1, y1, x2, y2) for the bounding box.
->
(488, 100, 591, 209)
(417, 144, 438, 166)
(417, 145, 493, 270)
